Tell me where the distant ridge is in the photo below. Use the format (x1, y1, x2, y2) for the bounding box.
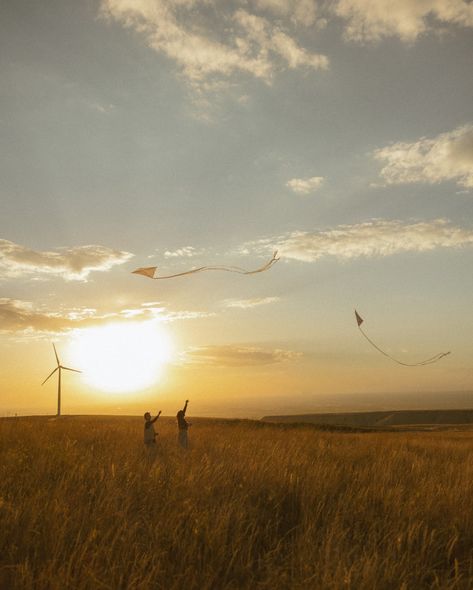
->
(261, 409, 473, 429)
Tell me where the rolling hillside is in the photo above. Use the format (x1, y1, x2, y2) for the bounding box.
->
(262, 408, 473, 429)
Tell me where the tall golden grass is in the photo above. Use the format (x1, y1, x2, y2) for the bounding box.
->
(1, 417, 473, 589)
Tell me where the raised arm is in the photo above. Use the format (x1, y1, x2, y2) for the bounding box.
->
(182, 400, 189, 415)
(151, 410, 162, 423)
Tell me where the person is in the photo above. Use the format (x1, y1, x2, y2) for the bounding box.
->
(144, 410, 161, 450)
(176, 400, 190, 449)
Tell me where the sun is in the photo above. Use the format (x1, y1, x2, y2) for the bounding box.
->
(68, 321, 173, 393)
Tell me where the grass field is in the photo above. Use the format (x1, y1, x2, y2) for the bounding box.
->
(1, 417, 473, 589)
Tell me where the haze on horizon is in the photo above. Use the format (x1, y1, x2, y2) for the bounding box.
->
(1, 0, 472, 417)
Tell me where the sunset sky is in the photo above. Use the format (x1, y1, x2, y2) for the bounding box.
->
(1, 0, 473, 417)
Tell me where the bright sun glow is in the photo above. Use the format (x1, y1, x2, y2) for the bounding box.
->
(68, 321, 173, 393)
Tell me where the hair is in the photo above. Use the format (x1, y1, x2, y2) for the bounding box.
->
(144, 412, 151, 420)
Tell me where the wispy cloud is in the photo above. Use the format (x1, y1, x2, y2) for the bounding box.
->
(185, 344, 302, 366)
(254, 0, 321, 28)
(0, 299, 213, 336)
(164, 246, 203, 258)
(121, 304, 215, 322)
(286, 176, 324, 194)
(0, 239, 133, 281)
(244, 219, 473, 262)
(0, 299, 82, 334)
(334, 0, 473, 43)
(223, 296, 280, 309)
(374, 124, 473, 188)
(88, 101, 116, 114)
(100, 0, 328, 92)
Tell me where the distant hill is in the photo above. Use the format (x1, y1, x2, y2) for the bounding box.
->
(261, 409, 473, 429)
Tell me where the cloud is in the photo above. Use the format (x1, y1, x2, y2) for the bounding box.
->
(374, 124, 473, 188)
(0, 239, 133, 281)
(334, 0, 473, 42)
(0, 299, 93, 334)
(121, 304, 215, 322)
(88, 101, 116, 114)
(234, 10, 327, 70)
(100, 0, 328, 90)
(0, 299, 213, 336)
(164, 246, 203, 258)
(253, 0, 319, 27)
(185, 344, 302, 366)
(286, 176, 324, 194)
(244, 219, 473, 262)
(223, 296, 280, 309)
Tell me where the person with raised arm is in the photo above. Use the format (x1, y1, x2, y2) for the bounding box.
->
(176, 400, 190, 449)
(144, 410, 161, 451)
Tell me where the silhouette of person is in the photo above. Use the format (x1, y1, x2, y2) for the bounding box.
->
(144, 410, 161, 451)
(177, 400, 190, 449)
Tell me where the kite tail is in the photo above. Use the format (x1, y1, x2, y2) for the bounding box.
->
(416, 351, 451, 366)
(358, 326, 450, 367)
(243, 251, 280, 275)
(132, 251, 279, 280)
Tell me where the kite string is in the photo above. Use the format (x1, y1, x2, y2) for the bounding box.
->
(358, 326, 450, 367)
(358, 326, 408, 365)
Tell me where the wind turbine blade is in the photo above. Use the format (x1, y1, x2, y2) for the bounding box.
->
(42, 367, 59, 385)
(61, 366, 81, 374)
(53, 343, 60, 366)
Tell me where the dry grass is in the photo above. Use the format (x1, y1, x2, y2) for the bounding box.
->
(1, 416, 473, 589)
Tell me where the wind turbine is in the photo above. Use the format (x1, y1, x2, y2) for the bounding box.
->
(41, 344, 81, 416)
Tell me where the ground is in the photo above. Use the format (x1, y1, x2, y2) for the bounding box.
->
(1, 416, 473, 589)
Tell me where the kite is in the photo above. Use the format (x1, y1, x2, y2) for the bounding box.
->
(132, 251, 279, 280)
(354, 309, 450, 366)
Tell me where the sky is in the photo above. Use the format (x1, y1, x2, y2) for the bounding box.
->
(1, 0, 473, 417)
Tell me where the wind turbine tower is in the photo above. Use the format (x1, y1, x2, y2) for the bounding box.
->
(42, 344, 81, 416)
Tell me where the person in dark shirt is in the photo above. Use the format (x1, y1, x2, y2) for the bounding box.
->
(176, 400, 189, 449)
(144, 410, 161, 448)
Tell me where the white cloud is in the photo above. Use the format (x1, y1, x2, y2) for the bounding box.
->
(286, 176, 324, 194)
(223, 296, 280, 309)
(0, 239, 133, 281)
(164, 246, 203, 258)
(334, 0, 473, 42)
(374, 124, 473, 188)
(185, 344, 302, 366)
(100, 0, 328, 90)
(245, 219, 473, 262)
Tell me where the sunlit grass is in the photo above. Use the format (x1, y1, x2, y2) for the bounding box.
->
(1, 417, 473, 589)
